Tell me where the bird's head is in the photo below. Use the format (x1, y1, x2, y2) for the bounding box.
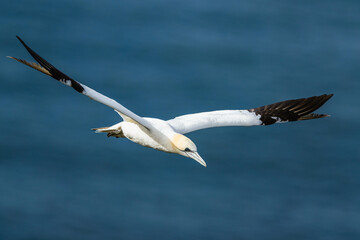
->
(171, 134, 206, 167)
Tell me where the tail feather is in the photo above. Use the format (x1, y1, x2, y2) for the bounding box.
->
(92, 124, 124, 138)
(92, 127, 113, 133)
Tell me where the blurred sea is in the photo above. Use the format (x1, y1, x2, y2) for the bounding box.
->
(0, 1, 359, 239)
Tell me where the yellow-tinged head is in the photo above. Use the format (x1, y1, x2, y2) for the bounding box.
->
(171, 134, 206, 167)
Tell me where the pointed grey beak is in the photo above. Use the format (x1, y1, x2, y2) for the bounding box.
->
(186, 152, 207, 167)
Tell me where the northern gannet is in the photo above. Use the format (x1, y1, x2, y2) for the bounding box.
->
(8, 36, 333, 167)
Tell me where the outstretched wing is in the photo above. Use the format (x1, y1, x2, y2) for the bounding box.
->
(9, 36, 152, 130)
(167, 94, 333, 134)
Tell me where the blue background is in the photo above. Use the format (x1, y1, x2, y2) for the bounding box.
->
(0, 1, 359, 239)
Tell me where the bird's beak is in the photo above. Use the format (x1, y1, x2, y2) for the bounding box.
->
(186, 152, 207, 167)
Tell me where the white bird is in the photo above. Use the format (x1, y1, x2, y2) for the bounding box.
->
(9, 36, 333, 167)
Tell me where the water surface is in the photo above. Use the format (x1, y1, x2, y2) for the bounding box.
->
(0, 1, 359, 239)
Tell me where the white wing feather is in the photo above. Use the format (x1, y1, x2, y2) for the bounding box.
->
(167, 110, 262, 134)
(10, 36, 153, 130)
(167, 94, 333, 134)
(77, 85, 152, 129)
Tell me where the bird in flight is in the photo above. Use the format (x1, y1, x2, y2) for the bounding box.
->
(9, 36, 333, 167)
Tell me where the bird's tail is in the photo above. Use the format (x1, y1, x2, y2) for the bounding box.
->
(92, 123, 124, 138)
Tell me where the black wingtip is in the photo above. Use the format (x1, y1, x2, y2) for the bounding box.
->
(249, 93, 334, 125)
(13, 35, 85, 94)
(16, 35, 27, 49)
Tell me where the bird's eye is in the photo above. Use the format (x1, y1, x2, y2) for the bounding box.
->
(184, 147, 191, 152)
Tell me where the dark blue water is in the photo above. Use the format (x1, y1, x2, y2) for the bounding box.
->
(1, 1, 359, 239)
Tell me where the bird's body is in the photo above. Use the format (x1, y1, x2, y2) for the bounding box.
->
(9, 36, 333, 167)
(95, 110, 262, 152)
(94, 116, 207, 165)
(113, 118, 177, 153)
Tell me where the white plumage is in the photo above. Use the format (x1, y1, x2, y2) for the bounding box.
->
(167, 110, 262, 134)
(9, 36, 333, 167)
